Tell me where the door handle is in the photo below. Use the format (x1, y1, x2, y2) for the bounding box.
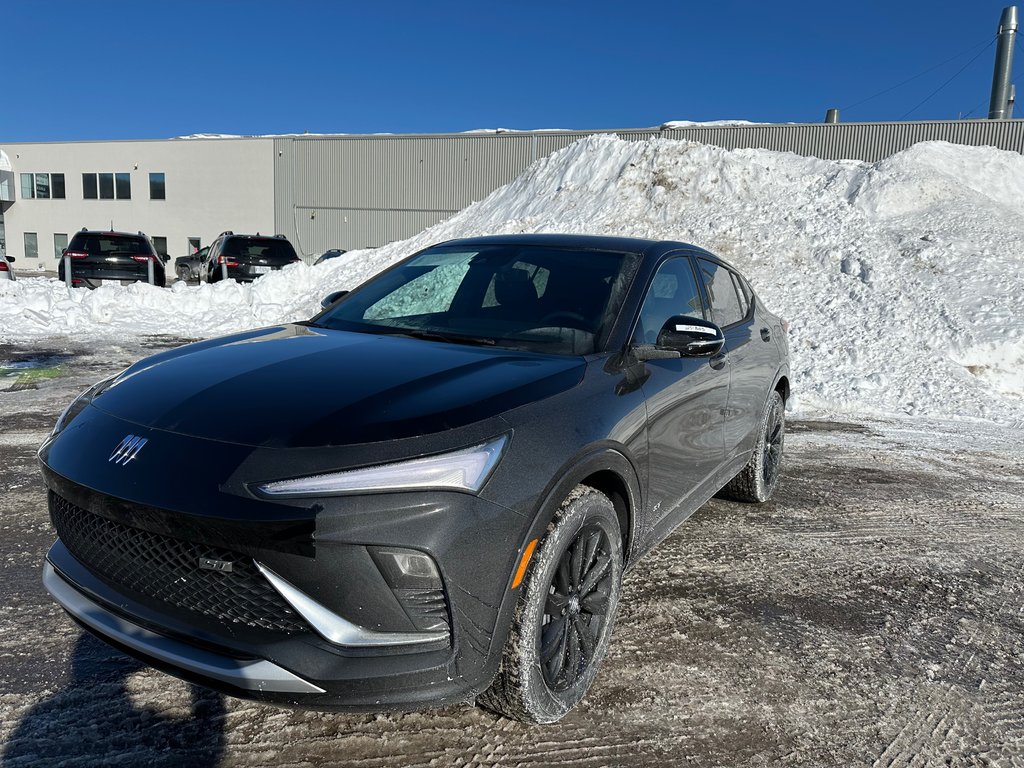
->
(760, 327, 772, 342)
(709, 353, 728, 370)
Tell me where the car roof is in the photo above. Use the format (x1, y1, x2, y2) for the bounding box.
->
(434, 233, 703, 257)
(76, 230, 148, 238)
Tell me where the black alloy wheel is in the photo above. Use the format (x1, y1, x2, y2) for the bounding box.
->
(539, 523, 613, 691)
(762, 395, 784, 488)
(479, 486, 623, 723)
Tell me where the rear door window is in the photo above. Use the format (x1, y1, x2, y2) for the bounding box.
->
(698, 259, 746, 328)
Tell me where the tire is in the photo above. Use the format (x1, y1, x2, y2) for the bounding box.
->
(176, 266, 191, 283)
(478, 486, 623, 723)
(720, 389, 785, 503)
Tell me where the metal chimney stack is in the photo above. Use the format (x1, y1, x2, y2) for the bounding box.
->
(988, 5, 1019, 119)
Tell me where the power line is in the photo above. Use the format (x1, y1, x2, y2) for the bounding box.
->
(900, 39, 995, 120)
(842, 36, 995, 113)
(960, 34, 1021, 119)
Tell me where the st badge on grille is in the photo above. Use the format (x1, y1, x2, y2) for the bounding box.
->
(198, 557, 234, 573)
(109, 434, 148, 465)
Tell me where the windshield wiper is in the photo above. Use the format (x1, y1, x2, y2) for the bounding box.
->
(387, 328, 497, 347)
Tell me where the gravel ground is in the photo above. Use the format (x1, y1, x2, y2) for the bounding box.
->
(1, 342, 1022, 767)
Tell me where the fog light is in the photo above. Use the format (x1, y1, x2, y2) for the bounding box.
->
(370, 547, 441, 590)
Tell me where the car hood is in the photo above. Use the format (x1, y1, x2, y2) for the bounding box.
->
(90, 324, 586, 448)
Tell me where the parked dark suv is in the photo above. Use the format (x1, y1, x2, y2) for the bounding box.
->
(40, 234, 789, 723)
(58, 230, 166, 288)
(204, 232, 301, 282)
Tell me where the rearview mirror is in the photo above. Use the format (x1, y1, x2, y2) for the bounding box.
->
(656, 315, 725, 356)
(320, 290, 349, 309)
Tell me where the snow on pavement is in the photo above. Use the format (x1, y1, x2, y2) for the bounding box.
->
(1, 136, 1022, 423)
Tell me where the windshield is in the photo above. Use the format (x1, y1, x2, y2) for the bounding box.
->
(313, 244, 639, 355)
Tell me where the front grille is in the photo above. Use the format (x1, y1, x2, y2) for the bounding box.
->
(49, 491, 307, 634)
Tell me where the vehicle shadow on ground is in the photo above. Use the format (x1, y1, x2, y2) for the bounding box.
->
(2, 633, 226, 768)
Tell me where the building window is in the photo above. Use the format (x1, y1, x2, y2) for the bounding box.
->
(54, 233, 68, 260)
(149, 173, 166, 200)
(35, 173, 51, 199)
(115, 172, 131, 199)
(152, 236, 167, 257)
(83, 172, 131, 200)
(24, 232, 38, 259)
(19, 173, 65, 200)
(98, 173, 114, 199)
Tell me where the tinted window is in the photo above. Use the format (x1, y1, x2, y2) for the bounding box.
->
(68, 233, 153, 255)
(223, 237, 298, 261)
(83, 173, 98, 199)
(52, 173, 66, 199)
(149, 172, 166, 200)
(316, 244, 639, 356)
(98, 173, 114, 199)
(730, 272, 750, 317)
(115, 173, 131, 199)
(634, 257, 704, 344)
(698, 259, 745, 327)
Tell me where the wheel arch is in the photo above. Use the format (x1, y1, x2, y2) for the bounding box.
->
(528, 445, 642, 567)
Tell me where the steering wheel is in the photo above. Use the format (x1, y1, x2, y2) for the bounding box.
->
(540, 311, 587, 329)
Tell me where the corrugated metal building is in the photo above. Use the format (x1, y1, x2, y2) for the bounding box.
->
(2, 119, 1022, 268)
(272, 119, 1024, 255)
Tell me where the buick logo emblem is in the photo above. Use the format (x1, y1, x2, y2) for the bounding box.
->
(109, 434, 148, 465)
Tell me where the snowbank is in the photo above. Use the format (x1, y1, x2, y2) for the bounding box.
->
(2, 136, 1022, 423)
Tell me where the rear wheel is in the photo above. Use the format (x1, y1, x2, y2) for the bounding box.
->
(720, 389, 785, 502)
(176, 265, 191, 283)
(479, 486, 622, 723)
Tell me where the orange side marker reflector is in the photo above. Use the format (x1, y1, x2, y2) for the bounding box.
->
(511, 539, 538, 590)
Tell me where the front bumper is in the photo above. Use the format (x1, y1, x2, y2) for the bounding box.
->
(39, 413, 537, 708)
(44, 554, 324, 695)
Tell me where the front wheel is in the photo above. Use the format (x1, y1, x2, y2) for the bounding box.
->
(478, 486, 623, 723)
(720, 389, 785, 503)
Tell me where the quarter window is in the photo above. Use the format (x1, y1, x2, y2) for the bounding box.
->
(634, 257, 705, 344)
(698, 259, 746, 327)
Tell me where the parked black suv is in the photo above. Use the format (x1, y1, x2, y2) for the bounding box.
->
(204, 232, 301, 282)
(58, 230, 166, 288)
(174, 246, 209, 282)
(40, 234, 789, 723)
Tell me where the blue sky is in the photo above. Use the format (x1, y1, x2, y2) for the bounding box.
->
(4, 0, 1019, 141)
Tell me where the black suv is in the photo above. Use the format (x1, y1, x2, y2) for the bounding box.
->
(204, 232, 301, 282)
(40, 235, 789, 723)
(58, 230, 166, 288)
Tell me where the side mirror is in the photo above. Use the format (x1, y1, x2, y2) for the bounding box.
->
(6, 256, 14, 263)
(656, 315, 725, 356)
(320, 290, 349, 309)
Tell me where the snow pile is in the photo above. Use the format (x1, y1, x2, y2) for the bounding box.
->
(2, 136, 1023, 423)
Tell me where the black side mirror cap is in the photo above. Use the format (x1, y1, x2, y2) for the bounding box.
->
(320, 290, 349, 309)
(6, 256, 14, 263)
(656, 315, 725, 357)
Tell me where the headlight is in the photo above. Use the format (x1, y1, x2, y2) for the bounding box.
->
(51, 375, 117, 436)
(255, 435, 508, 498)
